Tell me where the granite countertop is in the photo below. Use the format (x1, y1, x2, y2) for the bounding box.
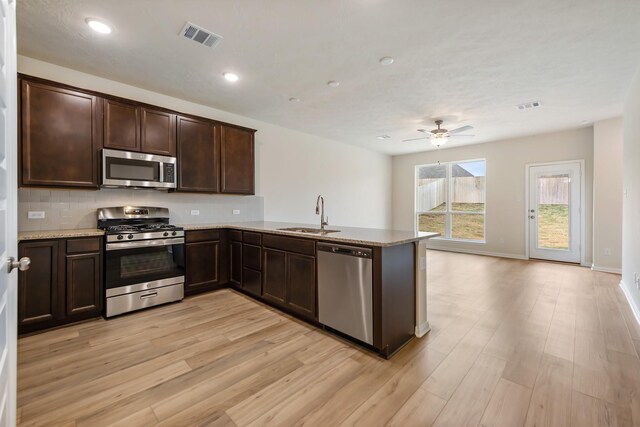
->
(18, 228, 105, 241)
(18, 222, 438, 247)
(180, 221, 439, 247)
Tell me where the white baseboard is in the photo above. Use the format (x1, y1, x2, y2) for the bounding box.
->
(620, 280, 640, 326)
(415, 321, 431, 338)
(428, 246, 528, 260)
(591, 264, 623, 274)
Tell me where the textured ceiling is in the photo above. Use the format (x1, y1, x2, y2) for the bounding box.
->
(16, 0, 640, 155)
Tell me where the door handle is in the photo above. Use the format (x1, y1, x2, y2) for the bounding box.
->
(140, 292, 158, 299)
(7, 257, 31, 273)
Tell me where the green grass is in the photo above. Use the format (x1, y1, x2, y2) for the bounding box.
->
(418, 203, 569, 246)
(537, 204, 569, 249)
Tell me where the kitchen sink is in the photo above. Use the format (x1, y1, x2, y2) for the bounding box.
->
(277, 227, 341, 234)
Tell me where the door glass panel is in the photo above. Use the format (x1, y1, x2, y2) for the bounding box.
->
(537, 174, 570, 249)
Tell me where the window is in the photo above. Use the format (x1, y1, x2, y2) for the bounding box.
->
(416, 159, 486, 241)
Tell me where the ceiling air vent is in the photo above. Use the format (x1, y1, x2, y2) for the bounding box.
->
(516, 101, 542, 110)
(180, 22, 222, 48)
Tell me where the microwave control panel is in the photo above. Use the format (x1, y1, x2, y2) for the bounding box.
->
(163, 163, 175, 183)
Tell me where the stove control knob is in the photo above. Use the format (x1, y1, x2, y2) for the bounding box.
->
(127, 234, 134, 240)
(172, 231, 177, 236)
(117, 235, 124, 240)
(163, 232, 169, 237)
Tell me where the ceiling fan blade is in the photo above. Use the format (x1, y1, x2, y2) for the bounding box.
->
(448, 125, 474, 135)
(401, 136, 431, 142)
(449, 134, 475, 138)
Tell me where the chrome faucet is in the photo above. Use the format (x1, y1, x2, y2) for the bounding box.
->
(315, 195, 329, 230)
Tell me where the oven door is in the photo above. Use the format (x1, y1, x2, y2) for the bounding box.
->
(105, 239, 185, 292)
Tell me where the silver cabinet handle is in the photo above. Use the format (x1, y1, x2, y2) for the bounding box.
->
(7, 257, 31, 273)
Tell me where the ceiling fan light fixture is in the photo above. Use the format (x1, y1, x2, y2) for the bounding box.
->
(431, 135, 448, 147)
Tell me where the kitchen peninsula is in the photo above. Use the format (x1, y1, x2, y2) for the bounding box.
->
(18, 221, 438, 357)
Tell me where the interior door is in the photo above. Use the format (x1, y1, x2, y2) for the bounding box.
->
(0, 0, 18, 424)
(528, 162, 581, 263)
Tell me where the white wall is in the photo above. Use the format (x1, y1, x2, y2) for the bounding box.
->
(17, 56, 392, 229)
(622, 69, 640, 319)
(392, 128, 594, 263)
(592, 117, 623, 273)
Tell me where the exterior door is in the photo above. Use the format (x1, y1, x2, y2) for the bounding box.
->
(528, 162, 582, 263)
(0, 0, 18, 424)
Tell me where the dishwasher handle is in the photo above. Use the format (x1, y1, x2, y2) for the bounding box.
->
(317, 242, 372, 258)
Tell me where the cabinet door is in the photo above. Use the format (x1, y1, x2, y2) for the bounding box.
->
(20, 79, 102, 188)
(263, 248, 287, 305)
(177, 116, 219, 192)
(220, 125, 254, 194)
(65, 252, 101, 316)
(103, 98, 140, 152)
(230, 240, 242, 286)
(242, 268, 262, 297)
(287, 253, 316, 319)
(185, 240, 220, 292)
(18, 241, 61, 328)
(141, 108, 176, 156)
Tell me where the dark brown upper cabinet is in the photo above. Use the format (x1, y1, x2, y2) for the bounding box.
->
(220, 125, 255, 194)
(103, 98, 176, 156)
(20, 78, 102, 188)
(176, 116, 219, 193)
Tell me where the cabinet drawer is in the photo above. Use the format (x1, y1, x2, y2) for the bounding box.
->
(243, 244, 262, 271)
(186, 229, 220, 243)
(66, 237, 102, 254)
(243, 231, 261, 245)
(263, 234, 315, 256)
(229, 230, 242, 242)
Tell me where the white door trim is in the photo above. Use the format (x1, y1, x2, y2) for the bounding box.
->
(524, 159, 586, 265)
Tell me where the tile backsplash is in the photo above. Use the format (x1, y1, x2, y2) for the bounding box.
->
(18, 188, 264, 231)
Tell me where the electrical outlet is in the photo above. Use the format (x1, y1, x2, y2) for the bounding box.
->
(190, 210, 200, 216)
(604, 248, 612, 256)
(28, 211, 45, 219)
(232, 209, 240, 215)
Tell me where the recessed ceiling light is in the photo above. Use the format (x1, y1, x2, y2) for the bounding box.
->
(376, 135, 391, 140)
(223, 72, 239, 82)
(379, 56, 394, 65)
(289, 97, 300, 102)
(327, 80, 340, 88)
(85, 18, 112, 34)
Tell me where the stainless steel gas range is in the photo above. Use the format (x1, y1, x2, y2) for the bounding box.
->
(98, 206, 185, 317)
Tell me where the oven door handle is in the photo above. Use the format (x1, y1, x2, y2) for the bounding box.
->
(106, 238, 185, 251)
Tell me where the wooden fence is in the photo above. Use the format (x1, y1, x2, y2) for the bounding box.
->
(417, 177, 485, 211)
(416, 176, 568, 211)
(537, 177, 569, 204)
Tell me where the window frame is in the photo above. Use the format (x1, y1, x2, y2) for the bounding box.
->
(415, 158, 487, 243)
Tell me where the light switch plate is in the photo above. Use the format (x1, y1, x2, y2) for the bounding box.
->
(28, 211, 45, 219)
(232, 209, 240, 215)
(190, 210, 200, 216)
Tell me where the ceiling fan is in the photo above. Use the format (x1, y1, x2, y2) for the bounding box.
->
(402, 120, 474, 147)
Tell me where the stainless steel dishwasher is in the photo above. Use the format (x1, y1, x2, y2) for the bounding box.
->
(317, 242, 373, 345)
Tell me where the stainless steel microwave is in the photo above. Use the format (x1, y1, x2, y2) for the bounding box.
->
(102, 149, 177, 189)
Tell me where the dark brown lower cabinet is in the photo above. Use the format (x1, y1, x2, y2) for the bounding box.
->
(263, 247, 316, 320)
(18, 237, 103, 334)
(65, 252, 101, 316)
(18, 240, 61, 327)
(242, 242, 262, 296)
(185, 230, 228, 295)
(230, 240, 242, 286)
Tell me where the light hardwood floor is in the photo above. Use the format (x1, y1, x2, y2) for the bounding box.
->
(17, 251, 640, 426)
